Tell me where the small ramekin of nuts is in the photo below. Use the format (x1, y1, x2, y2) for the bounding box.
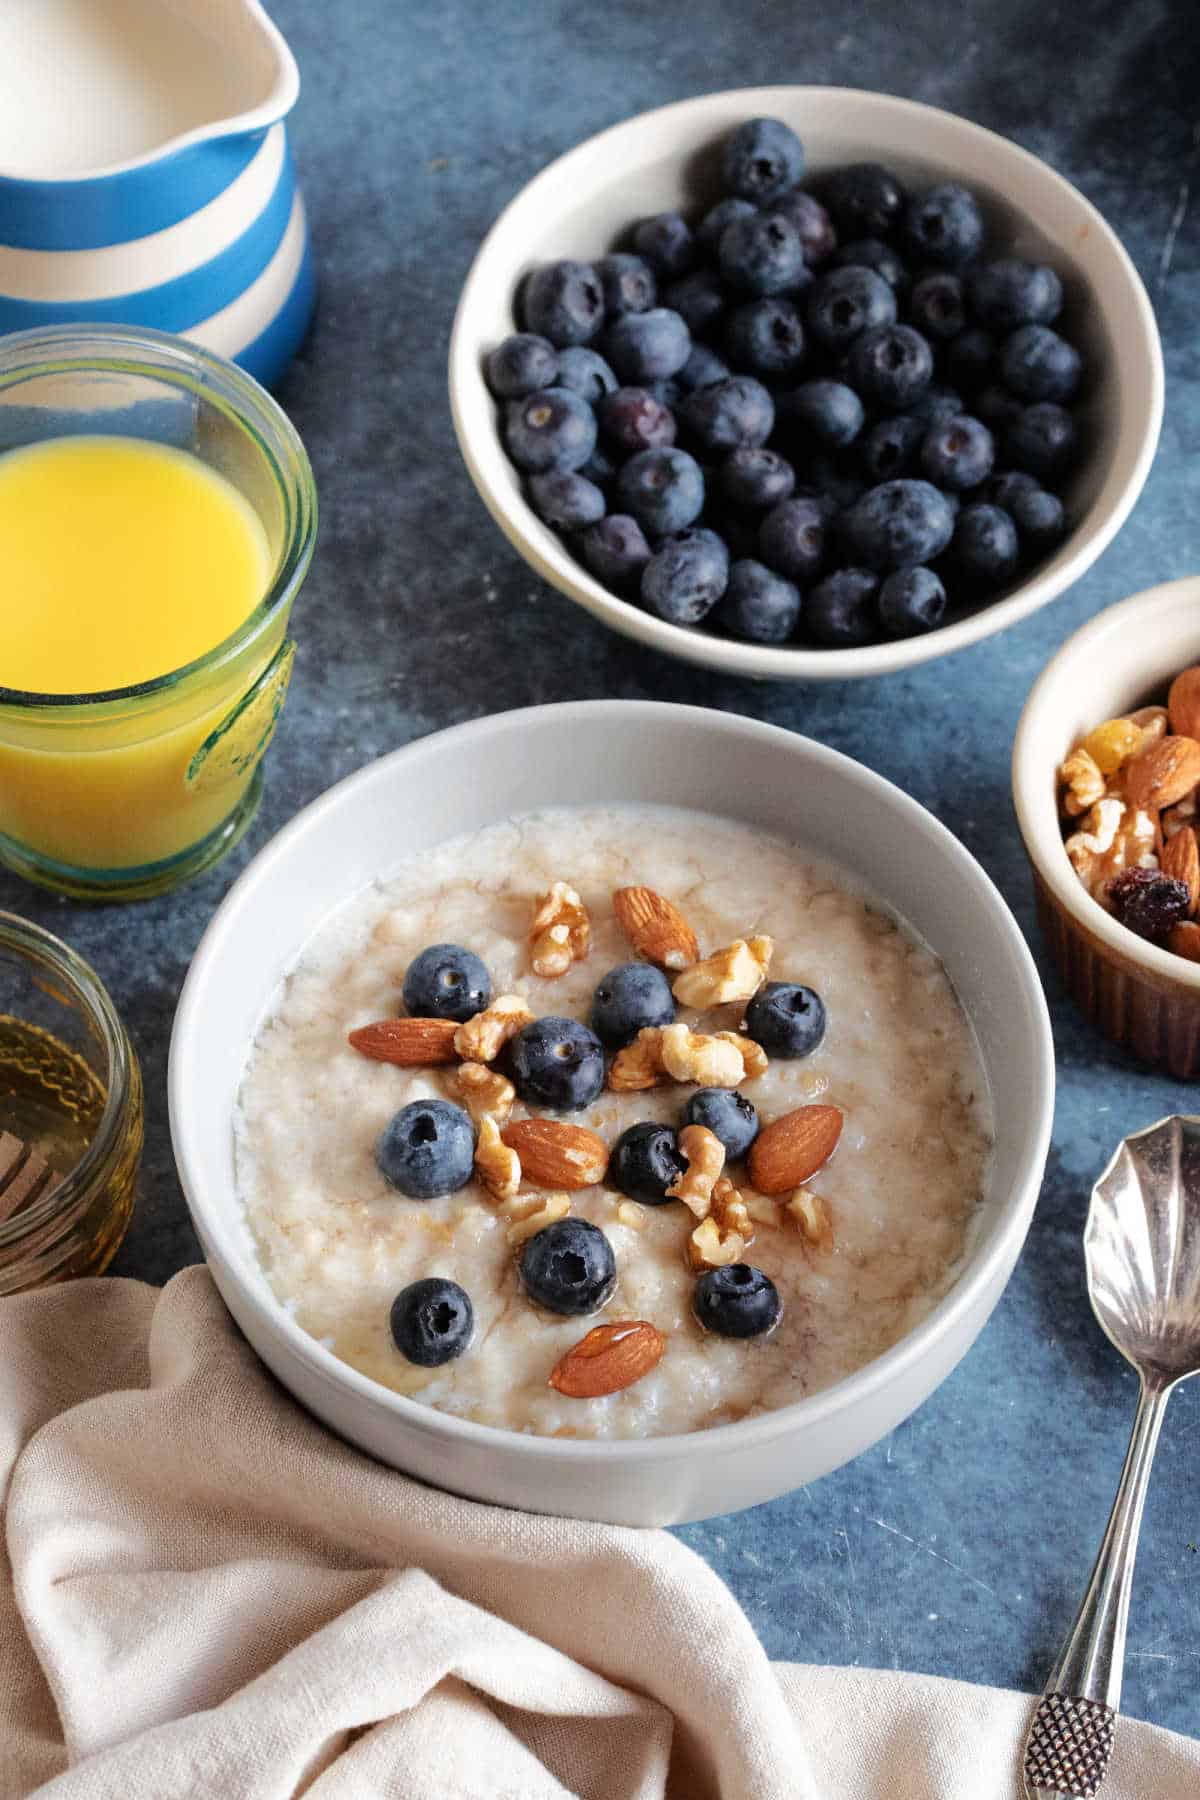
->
(1014, 574, 1200, 1077)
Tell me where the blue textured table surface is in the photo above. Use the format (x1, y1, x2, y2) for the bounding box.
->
(4, 0, 1198, 1741)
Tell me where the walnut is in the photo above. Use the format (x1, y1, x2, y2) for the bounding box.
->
(786, 1187, 834, 1251)
(455, 1061, 515, 1127)
(608, 1026, 665, 1092)
(666, 1124, 726, 1219)
(504, 1191, 571, 1247)
(1058, 746, 1107, 818)
(745, 1193, 782, 1227)
(454, 994, 534, 1063)
(529, 881, 590, 978)
(716, 1030, 769, 1080)
(672, 936, 773, 1008)
(475, 1114, 521, 1201)
(1065, 797, 1158, 900)
(1164, 790, 1199, 840)
(659, 1022, 745, 1087)
(688, 1179, 753, 1268)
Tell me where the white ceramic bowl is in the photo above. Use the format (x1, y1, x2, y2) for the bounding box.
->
(449, 86, 1162, 681)
(170, 702, 1054, 1524)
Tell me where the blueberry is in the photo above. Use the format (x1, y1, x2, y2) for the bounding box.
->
(758, 495, 826, 582)
(908, 271, 966, 342)
(679, 375, 774, 452)
(647, 377, 683, 410)
(604, 308, 692, 384)
(718, 212, 807, 297)
(376, 1099, 475, 1198)
(1000, 324, 1082, 403)
(1009, 483, 1068, 551)
(839, 479, 955, 570)
(390, 1278, 474, 1366)
(830, 237, 909, 293)
(769, 188, 836, 265)
(969, 257, 1063, 331)
(615, 446, 705, 536)
(724, 297, 806, 377)
(823, 163, 907, 241)
(715, 558, 801, 643)
(403, 943, 492, 1021)
(805, 264, 897, 352)
(946, 327, 996, 392)
(745, 981, 827, 1057)
(905, 182, 985, 268)
(696, 196, 758, 255)
(804, 567, 880, 646)
(905, 383, 965, 428)
(952, 503, 1020, 587)
(485, 333, 559, 399)
(520, 1217, 616, 1315)
(719, 447, 796, 512)
(596, 252, 657, 319)
(510, 1016, 605, 1111)
(527, 470, 607, 532)
(641, 527, 729, 624)
(663, 268, 727, 338)
(684, 1088, 759, 1160)
(504, 387, 597, 473)
(609, 1121, 687, 1205)
(600, 386, 677, 453)
(878, 565, 948, 637)
(919, 414, 995, 491)
(1003, 402, 1078, 480)
(721, 116, 805, 203)
(590, 962, 676, 1047)
(556, 346, 618, 405)
(847, 324, 934, 411)
(985, 469, 1040, 509)
(693, 1263, 782, 1339)
(579, 445, 617, 489)
(677, 343, 732, 393)
(975, 384, 1026, 433)
(580, 514, 652, 592)
(778, 379, 864, 449)
(522, 260, 604, 347)
(858, 414, 923, 482)
(631, 212, 696, 280)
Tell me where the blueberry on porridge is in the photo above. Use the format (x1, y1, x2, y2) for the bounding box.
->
(235, 805, 991, 1440)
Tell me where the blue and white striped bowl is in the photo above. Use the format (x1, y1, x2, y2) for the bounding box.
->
(0, 11, 313, 390)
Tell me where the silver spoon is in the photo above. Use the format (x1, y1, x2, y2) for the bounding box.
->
(1024, 1114, 1200, 1800)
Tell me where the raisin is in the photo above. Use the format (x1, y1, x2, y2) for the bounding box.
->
(1107, 867, 1190, 941)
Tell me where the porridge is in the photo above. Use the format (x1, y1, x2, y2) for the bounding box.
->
(235, 805, 992, 1439)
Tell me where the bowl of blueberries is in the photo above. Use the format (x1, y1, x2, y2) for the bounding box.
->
(449, 86, 1163, 679)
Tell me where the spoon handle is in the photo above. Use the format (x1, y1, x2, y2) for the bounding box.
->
(1023, 1379, 1171, 1799)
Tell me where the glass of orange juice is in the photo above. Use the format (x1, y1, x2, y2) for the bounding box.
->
(0, 324, 316, 900)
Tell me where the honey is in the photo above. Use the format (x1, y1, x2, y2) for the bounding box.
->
(0, 1014, 107, 1179)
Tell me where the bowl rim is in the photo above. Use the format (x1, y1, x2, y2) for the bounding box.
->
(449, 83, 1164, 682)
(1013, 573, 1200, 990)
(171, 698, 1055, 1464)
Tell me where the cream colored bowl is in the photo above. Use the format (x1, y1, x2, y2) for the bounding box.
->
(170, 702, 1054, 1525)
(1014, 575, 1200, 1077)
(449, 86, 1162, 681)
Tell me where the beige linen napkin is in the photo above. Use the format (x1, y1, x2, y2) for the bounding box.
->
(1, 1269, 1197, 1800)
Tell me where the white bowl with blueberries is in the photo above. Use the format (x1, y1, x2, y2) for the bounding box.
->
(449, 86, 1162, 679)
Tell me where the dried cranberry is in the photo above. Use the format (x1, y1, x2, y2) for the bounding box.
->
(1106, 868, 1190, 941)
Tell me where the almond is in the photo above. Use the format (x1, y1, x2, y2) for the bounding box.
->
(548, 1320, 665, 1398)
(748, 1104, 844, 1195)
(500, 1119, 609, 1189)
(347, 1016, 459, 1066)
(1169, 668, 1200, 741)
(1124, 736, 1200, 811)
(612, 886, 699, 971)
(1162, 826, 1200, 915)
(1167, 921, 1200, 963)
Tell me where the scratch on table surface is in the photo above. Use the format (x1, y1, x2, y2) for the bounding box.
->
(1157, 180, 1190, 290)
(859, 1510, 1000, 1601)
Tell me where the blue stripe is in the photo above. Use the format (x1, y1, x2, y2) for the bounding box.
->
(235, 235, 316, 390)
(0, 152, 295, 335)
(0, 134, 267, 252)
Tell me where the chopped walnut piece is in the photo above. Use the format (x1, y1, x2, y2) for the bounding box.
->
(1066, 797, 1158, 901)
(716, 1030, 769, 1080)
(1059, 746, 1107, 818)
(608, 1026, 666, 1092)
(1164, 790, 1199, 839)
(672, 936, 773, 1008)
(454, 994, 535, 1063)
(689, 1215, 749, 1269)
(659, 1022, 745, 1087)
(786, 1187, 834, 1251)
(745, 1193, 782, 1227)
(666, 1124, 726, 1219)
(529, 882, 591, 978)
(711, 1174, 752, 1239)
(504, 1191, 571, 1247)
(455, 1061, 516, 1127)
(474, 1114, 521, 1201)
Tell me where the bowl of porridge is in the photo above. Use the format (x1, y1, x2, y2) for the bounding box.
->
(170, 701, 1054, 1524)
